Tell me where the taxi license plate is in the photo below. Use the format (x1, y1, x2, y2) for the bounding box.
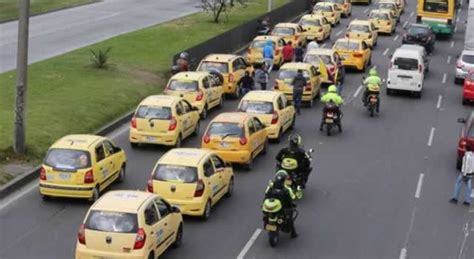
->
(265, 224, 277, 231)
(146, 136, 156, 142)
(220, 142, 230, 148)
(59, 173, 71, 180)
(325, 118, 334, 123)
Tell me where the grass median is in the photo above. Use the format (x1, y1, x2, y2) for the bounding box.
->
(0, 0, 288, 181)
(0, 0, 98, 22)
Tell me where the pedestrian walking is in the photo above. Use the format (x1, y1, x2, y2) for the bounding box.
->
(294, 42, 305, 62)
(238, 71, 255, 96)
(450, 145, 474, 206)
(263, 40, 274, 71)
(282, 41, 294, 63)
(291, 69, 307, 115)
(306, 39, 319, 52)
(256, 64, 269, 90)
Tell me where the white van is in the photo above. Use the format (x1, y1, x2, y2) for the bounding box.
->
(387, 46, 425, 98)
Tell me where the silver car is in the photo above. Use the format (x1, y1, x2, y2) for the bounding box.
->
(455, 49, 474, 84)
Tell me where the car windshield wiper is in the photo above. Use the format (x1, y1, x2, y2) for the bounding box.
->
(221, 133, 239, 140)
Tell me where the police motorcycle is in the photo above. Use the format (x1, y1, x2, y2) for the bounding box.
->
(321, 100, 342, 136)
(277, 150, 314, 199)
(262, 198, 298, 247)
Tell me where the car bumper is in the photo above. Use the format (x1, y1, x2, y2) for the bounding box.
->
(39, 182, 94, 198)
(282, 91, 315, 102)
(375, 25, 392, 34)
(387, 81, 422, 91)
(76, 245, 146, 259)
(463, 88, 474, 100)
(265, 124, 281, 139)
(165, 198, 207, 216)
(455, 68, 469, 79)
(210, 149, 251, 163)
(129, 129, 178, 146)
(302, 32, 324, 41)
(342, 59, 364, 70)
(247, 56, 280, 65)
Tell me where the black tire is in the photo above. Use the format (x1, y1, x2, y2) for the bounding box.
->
(201, 105, 208, 119)
(130, 142, 138, 149)
(326, 124, 332, 136)
(202, 200, 211, 220)
(462, 98, 468, 105)
(193, 120, 200, 136)
(175, 135, 182, 148)
(117, 165, 126, 183)
(261, 139, 268, 155)
(226, 177, 234, 198)
(234, 87, 241, 99)
(414, 91, 422, 99)
(386, 88, 392, 95)
(218, 95, 224, 108)
(41, 194, 50, 201)
(90, 186, 100, 203)
(290, 115, 296, 129)
(370, 107, 374, 117)
(172, 224, 183, 248)
(307, 97, 314, 108)
(245, 155, 254, 171)
(269, 231, 279, 247)
(454, 78, 463, 85)
(275, 129, 283, 143)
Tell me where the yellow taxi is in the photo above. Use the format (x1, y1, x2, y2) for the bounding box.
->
(202, 112, 268, 170)
(345, 19, 378, 47)
(271, 23, 306, 48)
(75, 190, 183, 259)
(197, 54, 254, 99)
(238, 91, 296, 142)
(164, 71, 224, 119)
(333, 38, 372, 72)
(304, 48, 345, 84)
(298, 14, 332, 42)
(376, 0, 401, 22)
(368, 9, 396, 35)
(129, 95, 200, 148)
(39, 135, 127, 202)
(147, 148, 234, 220)
(247, 35, 285, 68)
(274, 62, 322, 107)
(312, 2, 341, 26)
(322, 0, 352, 17)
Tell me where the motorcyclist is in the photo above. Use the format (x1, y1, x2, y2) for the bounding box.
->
(265, 173, 298, 238)
(362, 68, 382, 111)
(320, 84, 344, 131)
(276, 134, 311, 188)
(174, 52, 189, 73)
(257, 17, 271, 35)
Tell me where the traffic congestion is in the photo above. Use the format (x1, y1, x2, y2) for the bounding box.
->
(1, 0, 474, 258)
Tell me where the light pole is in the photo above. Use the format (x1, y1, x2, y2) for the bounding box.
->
(268, 0, 272, 12)
(14, 0, 30, 154)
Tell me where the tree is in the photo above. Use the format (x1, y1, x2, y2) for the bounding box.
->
(200, 0, 247, 23)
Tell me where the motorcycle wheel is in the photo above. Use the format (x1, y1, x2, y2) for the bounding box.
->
(369, 106, 374, 117)
(326, 124, 332, 136)
(268, 231, 279, 247)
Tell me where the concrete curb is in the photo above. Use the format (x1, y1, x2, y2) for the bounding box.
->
(0, 0, 101, 24)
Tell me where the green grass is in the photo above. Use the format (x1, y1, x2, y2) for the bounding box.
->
(0, 171, 14, 185)
(0, 0, 97, 22)
(0, 0, 287, 167)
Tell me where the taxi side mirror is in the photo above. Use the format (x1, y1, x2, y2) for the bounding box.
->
(171, 206, 181, 213)
(458, 118, 466, 124)
(192, 106, 199, 111)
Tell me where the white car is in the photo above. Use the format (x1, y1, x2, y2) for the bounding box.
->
(455, 49, 474, 84)
(387, 46, 425, 98)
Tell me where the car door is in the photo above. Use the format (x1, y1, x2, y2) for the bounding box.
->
(322, 18, 331, 36)
(102, 140, 120, 182)
(310, 66, 321, 95)
(202, 77, 215, 108)
(370, 22, 378, 42)
(209, 74, 224, 104)
(203, 158, 221, 205)
(94, 143, 112, 190)
(210, 154, 229, 201)
(276, 95, 289, 130)
(143, 200, 164, 256)
(179, 100, 194, 137)
(232, 59, 245, 87)
(154, 198, 176, 253)
(253, 118, 267, 154)
(183, 100, 199, 131)
(361, 41, 370, 64)
(175, 101, 189, 138)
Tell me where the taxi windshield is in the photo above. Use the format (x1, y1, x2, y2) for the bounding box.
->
(305, 54, 332, 64)
(277, 69, 310, 80)
(167, 80, 198, 91)
(44, 149, 90, 170)
(370, 13, 389, 20)
(348, 24, 370, 33)
(314, 5, 332, 12)
(207, 122, 244, 137)
(300, 19, 321, 27)
(272, 27, 295, 36)
(136, 106, 172, 120)
(251, 40, 270, 48)
(154, 165, 198, 183)
(334, 41, 360, 50)
(378, 3, 395, 10)
(198, 61, 229, 73)
(423, 0, 448, 13)
(239, 101, 274, 114)
(85, 210, 138, 233)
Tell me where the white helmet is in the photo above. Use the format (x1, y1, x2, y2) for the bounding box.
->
(180, 52, 189, 59)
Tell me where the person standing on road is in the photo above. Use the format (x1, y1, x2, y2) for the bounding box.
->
(256, 64, 269, 90)
(294, 42, 305, 62)
(291, 69, 307, 115)
(238, 71, 255, 96)
(263, 40, 274, 71)
(451, 145, 474, 206)
(282, 41, 294, 63)
(306, 39, 319, 52)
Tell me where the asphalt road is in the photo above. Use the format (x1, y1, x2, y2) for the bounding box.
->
(1, 1, 473, 258)
(0, 0, 198, 73)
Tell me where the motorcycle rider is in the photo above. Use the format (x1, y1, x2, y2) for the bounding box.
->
(362, 68, 382, 112)
(320, 84, 344, 131)
(174, 52, 189, 73)
(265, 173, 298, 238)
(276, 134, 311, 188)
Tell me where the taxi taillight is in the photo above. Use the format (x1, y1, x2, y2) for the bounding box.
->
(133, 228, 146, 250)
(203, 133, 211, 144)
(271, 111, 279, 124)
(196, 90, 204, 101)
(353, 52, 363, 58)
(39, 166, 46, 181)
(169, 117, 177, 131)
(131, 116, 137, 129)
(147, 178, 154, 192)
(194, 179, 205, 197)
(78, 224, 86, 245)
(273, 81, 279, 90)
(229, 73, 235, 83)
(84, 170, 94, 184)
(239, 136, 248, 145)
(304, 83, 312, 91)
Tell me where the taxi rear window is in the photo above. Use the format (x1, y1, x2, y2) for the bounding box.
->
(168, 79, 198, 91)
(272, 27, 295, 36)
(198, 61, 229, 73)
(85, 210, 138, 233)
(154, 165, 198, 183)
(334, 41, 360, 50)
(304, 54, 331, 65)
(136, 106, 172, 120)
(207, 122, 244, 137)
(300, 19, 321, 27)
(251, 40, 268, 48)
(314, 5, 332, 11)
(44, 149, 91, 170)
(349, 24, 370, 33)
(239, 101, 274, 114)
(370, 13, 389, 20)
(378, 3, 395, 10)
(277, 69, 310, 80)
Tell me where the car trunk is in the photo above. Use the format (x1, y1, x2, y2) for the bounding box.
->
(43, 165, 88, 185)
(153, 181, 197, 200)
(85, 229, 136, 253)
(210, 135, 243, 151)
(135, 116, 170, 135)
(165, 90, 197, 105)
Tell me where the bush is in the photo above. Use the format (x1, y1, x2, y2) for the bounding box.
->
(90, 47, 112, 69)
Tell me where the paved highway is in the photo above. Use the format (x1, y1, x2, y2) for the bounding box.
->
(1, 0, 473, 258)
(0, 0, 198, 73)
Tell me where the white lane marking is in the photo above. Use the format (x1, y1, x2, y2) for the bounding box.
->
(442, 73, 447, 84)
(427, 127, 436, 147)
(410, 11, 414, 17)
(393, 34, 399, 41)
(109, 125, 130, 140)
(457, 223, 470, 259)
(336, 30, 343, 36)
(451, 41, 455, 48)
(447, 56, 452, 64)
(414, 173, 425, 198)
(456, 16, 460, 23)
(454, 26, 458, 33)
(436, 95, 443, 109)
(353, 85, 363, 98)
(0, 181, 37, 211)
(399, 248, 408, 259)
(383, 48, 389, 56)
(236, 228, 262, 259)
(403, 21, 408, 28)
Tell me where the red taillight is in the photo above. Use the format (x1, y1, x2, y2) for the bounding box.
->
(39, 166, 46, 181)
(147, 178, 154, 192)
(459, 139, 467, 150)
(353, 53, 363, 58)
(133, 228, 146, 250)
(78, 224, 86, 245)
(345, 33, 350, 37)
(196, 90, 204, 101)
(203, 134, 210, 144)
(271, 112, 279, 124)
(239, 136, 248, 145)
(304, 83, 312, 91)
(275, 49, 280, 56)
(368, 34, 372, 39)
(131, 116, 137, 129)
(194, 179, 205, 197)
(457, 61, 463, 69)
(84, 170, 94, 184)
(168, 116, 177, 131)
(318, 28, 323, 32)
(273, 82, 279, 90)
(229, 73, 235, 83)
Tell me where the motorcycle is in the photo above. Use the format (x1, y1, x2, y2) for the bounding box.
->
(277, 149, 314, 198)
(262, 198, 298, 247)
(366, 91, 379, 117)
(320, 102, 342, 136)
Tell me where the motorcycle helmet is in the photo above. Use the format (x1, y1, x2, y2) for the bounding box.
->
(179, 51, 189, 59)
(369, 67, 378, 76)
(262, 198, 282, 213)
(328, 85, 337, 93)
(275, 169, 289, 178)
(288, 134, 301, 148)
(273, 174, 286, 189)
(281, 158, 298, 170)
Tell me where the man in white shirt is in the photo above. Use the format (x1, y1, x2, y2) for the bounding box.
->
(306, 40, 319, 52)
(451, 145, 473, 205)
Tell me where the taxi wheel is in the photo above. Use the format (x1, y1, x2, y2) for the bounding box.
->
(275, 129, 283, 143)
(218, 95, 224, 108)
(130, 142, 138, 149)
(147, 251, 155, 259)
(41, 194, 50, 201)
(368, 56, 372, 66)
(233, 88, 241, 99)
(202, 200, 211, 220)
(172, 224, 183, 248)
(201, 106, 208, 119)
(262, 139, 268, 155)
(245, 155, 254, 171)
(193, 120, 201, 136)
(226, 177, 234, 198)
(175, 135, 182, 148)
(90, 186, 100, 202)
(290, 116, 296, 129)
(307, 98, 314, 108)
(117, 165, 126, 183)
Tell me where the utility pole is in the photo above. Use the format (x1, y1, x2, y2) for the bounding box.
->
(14, 0, 30, 154)
(267, 0, 272, 12)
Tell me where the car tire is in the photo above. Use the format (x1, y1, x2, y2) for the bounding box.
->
(201, 105, 208, 119)
(307, 97, 314, 108)
(193, 120, 201, 136)
(226, 177, 234, 198)
(41, 194, 50, 201)
(218, 95, 224, 108)
(290, 115, 296, 129)
(457, 158, 462, 170)
(234, 88, 240, 99)
(90, 186, 100, 203)
(386, 88, 393, 95)
(175, 135, 182, 148)
(414, 91, 422, 99)
(148, 252, 154, 259)
(261, 139, 268, 155)
(454, 77, 463, 85)
(245, 155, 254, 171)
(202, 200, 211, 220)
(130, 142, 138, 149)
(117, 165, 126, 183)
(462, 98, 468, 105)
(172, 224, 183, 248)
(275, 129, 283, 143)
